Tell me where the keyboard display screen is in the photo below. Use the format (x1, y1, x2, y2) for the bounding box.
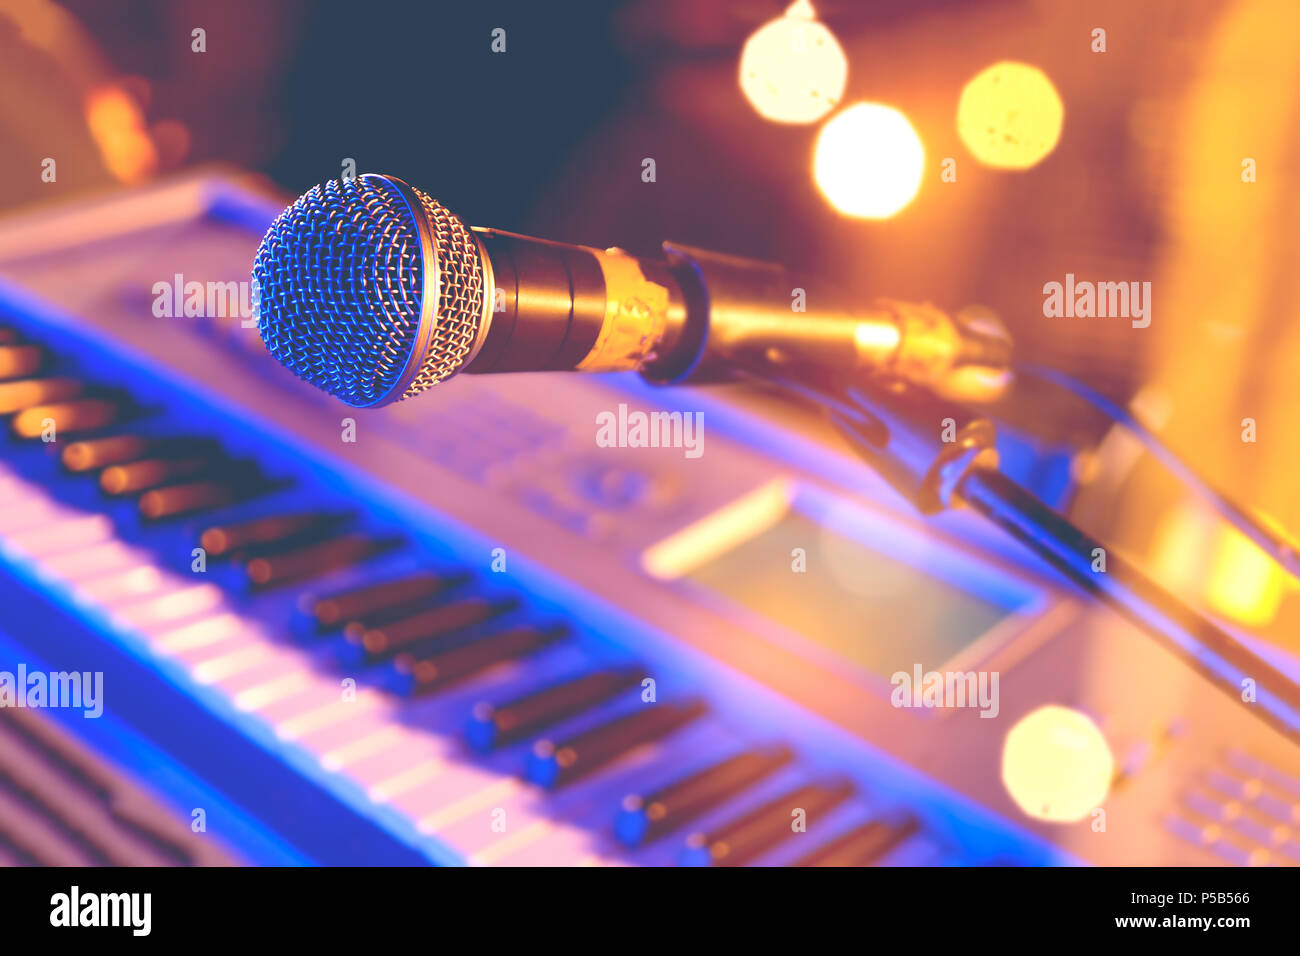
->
(685, 509, 1027, 679)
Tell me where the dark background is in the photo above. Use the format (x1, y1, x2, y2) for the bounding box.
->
(4, 0, 1298, 575)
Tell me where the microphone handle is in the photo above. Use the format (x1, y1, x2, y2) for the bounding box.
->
(465, 229, 690, 376)
(465, 229, 1010, 402)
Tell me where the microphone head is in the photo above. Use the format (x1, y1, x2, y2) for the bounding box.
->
(252, 174, 489, 407)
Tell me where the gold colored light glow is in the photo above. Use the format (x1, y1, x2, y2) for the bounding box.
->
(957, 61, 1064, 170)
(84, 84, 158, 184)
(1206, 527, 1286, 627)
(813, 103, 925, 220)
(1151, 504, 1288, 628)
(739, 1, 847, 125)
(1001, 705, 1114, 823)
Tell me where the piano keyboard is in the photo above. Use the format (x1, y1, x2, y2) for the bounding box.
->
(0, 693, 238, 867)
(0, 317, 945, 866)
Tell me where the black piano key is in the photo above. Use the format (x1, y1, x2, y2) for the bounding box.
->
(201, 511, 346, 558)
(63, 434, 155, 472)
(0, 344, 44, 380)
(0, 377, 84, 415)
(615, 746, 794, 846)
(305, 571, 467, 631)
(138, 480, 238, 520)
(244, 533, 401, 589)
(467, 669, 639, 751)
(11, 398, 121, 438)
(100, 456, 213, 495)
(794, 817, 921, 866)
(347, 596, 512, 662)
(394, 624, 566, 696)
(63, 435, 219, 473)
(3, 708, 201, 865)
(0, 781, 101, 866)
(0, 736, 172, 866)
(526, 700, 707, 789)
(1, 707, 114, 799)
(137, 464, 271, 521)
(0, 838, 37, 866)
(680, 780, 854, 867)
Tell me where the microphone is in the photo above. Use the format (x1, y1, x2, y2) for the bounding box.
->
(252, 174, 1011, 408)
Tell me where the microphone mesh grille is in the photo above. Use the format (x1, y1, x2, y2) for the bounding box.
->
(402, 185, 486, 400)
(252, 176, 485, 407)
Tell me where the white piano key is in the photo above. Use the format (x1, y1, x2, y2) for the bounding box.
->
(75, 565, 167, 604)
(444, 785, 602, 865)
(274, 691, 389, 742)
(250, 683, 356, 723)
(209, 650, 309, 695)
(0, 498, 67, 534)
(191, 644, 277, 684)
(479, 823, 603, 867)
(363, 755, 452, 804)
(0, 476, 66, 507)
(345, 731, 453, 784)
(319, 725, 408, 771)
(435, 781, 543, 838)
(152, 613, 247, 654)
(289, 707, 400, 754)
(231, 672, 314, 712)
(160, 625, 262, 666)
(0, 468, 24, 495)
(410, 775, 527, 834)
(38, 540, 154, 582)
(92, 579, 214, 617)
(467, 818, 557, 866)
(6, 514, 116, 557)
(111, 583, 224, 629)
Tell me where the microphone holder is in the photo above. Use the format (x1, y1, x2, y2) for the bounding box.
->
(743, 361, 1300, 743)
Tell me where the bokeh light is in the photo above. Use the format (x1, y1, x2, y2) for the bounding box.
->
(1001, 705, 1114, 823)
(957, 61, 1064, 169)
(84, 83, 158, 184)
(813, 102, 925, 219)
(739, 0, 847, 125)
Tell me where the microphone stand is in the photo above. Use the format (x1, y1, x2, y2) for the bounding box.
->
(752, 363, 1300, 744)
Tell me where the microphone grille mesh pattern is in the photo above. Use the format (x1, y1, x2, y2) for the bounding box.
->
(252, 176, 485, 407)
(401, 184, 487, 400)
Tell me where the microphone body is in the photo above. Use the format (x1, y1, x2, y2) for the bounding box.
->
(467, 229, 1011, 398)
(464, 228, 688, 378)
(253, 174, 1010, 407)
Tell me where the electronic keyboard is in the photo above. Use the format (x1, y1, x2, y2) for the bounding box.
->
(0, 172, 1297, 866)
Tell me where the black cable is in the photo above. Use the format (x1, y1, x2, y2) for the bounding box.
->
(1016, 361, 1300, 580)
(959, 467, 1300, 743)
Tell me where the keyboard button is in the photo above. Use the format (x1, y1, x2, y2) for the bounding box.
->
(528, 700, 707, 789)
(305, 571, 467, 631)
(139, 479, 247, 520)
(395, 625, 566, 696)
(348, 597, 510, 662)
(794, 817, 920, 866)
(244, 534, 401, 589)
(100, 456, 213, 495)
(680, 780, 854, 867)
(0, 344, 44, 380)
(202, 511, 346, 558)
(0, 377, 84, 414)
(467, 670, 639, 751)
(616, 746, 794, 846)
(12, 398, 121, 438)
